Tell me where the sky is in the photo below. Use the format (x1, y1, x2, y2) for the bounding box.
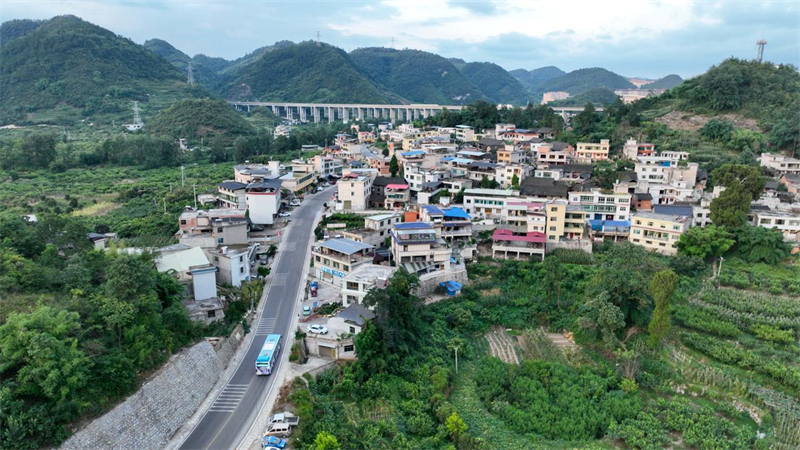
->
(2, 0, 799, 79)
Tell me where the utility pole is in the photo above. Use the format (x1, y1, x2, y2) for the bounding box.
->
(192, 184, 197, 209)
(717, 256, 724, 287)
(163, 197, 167, 214)
(181, 165, 185, 188)
(453, 346, 459, 374)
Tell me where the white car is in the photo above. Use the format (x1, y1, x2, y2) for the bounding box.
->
(316, 186, 324, 192)
(306, 324, 328, 335)
(278, 212, 291, 218)
(290, 200, 301, 206)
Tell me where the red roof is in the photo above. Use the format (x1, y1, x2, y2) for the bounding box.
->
(386, 184, 409, 189)
(492, 228, 547, 243)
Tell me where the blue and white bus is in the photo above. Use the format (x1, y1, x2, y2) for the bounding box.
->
(256, 334, 282, 375)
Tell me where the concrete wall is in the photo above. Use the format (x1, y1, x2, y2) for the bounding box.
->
(60, 324, 247, 450)
(416, 266, 469, 297)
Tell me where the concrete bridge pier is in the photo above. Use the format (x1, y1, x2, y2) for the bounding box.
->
(313, 107, 320, 124)
(286, 106, 294, 121)
(299, 107, 307, 123)
(272, 105, 278, 116)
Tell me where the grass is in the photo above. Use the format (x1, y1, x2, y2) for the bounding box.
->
(71, 201, 120, 217)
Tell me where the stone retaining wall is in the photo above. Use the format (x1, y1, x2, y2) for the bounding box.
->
(60, 323, 248, 450)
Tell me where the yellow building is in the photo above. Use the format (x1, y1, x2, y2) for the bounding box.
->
(576, 139, 610, 162)
(545, 200, 587, 241)
(629, 212, 690, 255)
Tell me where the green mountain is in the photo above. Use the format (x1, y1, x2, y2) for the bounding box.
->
(0, 15, 203, 125)
(350, 48, 482, 104)
(549, 87, 619, 107)
(0, 19, 43, 47)
(510, 66, 565, 90)
(448, 58, 467, 70)
(642, 74, 683, 90)
(143, 38, 230, 90)
(537, 68, 635, 96)
(459, 62, 531, 105)
(224, 41, 395, 103)
(146, 98, 255, 139)
(221, 40, 295, 75)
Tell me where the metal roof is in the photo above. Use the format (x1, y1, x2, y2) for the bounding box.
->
(219, 181, 247, 190)
(320, 238, 374, 255)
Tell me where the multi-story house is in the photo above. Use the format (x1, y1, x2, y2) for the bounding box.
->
(312, 238, 374, 286)
(390, 222, 451, 274)
(234, 162, 280, 183)
(179, 208, 246, 234)
(384, 183, 411, 210)
(463, 188, 515, 218)
(536, 142, 574, 167)
(491, 228, 546, 260)
(568, 189, 632, 221)
(246, 178, 283, 225)
(497, 146, 529, 164)
(210, 218, 249, 246)
(749, 200, 800, 242)
(419, 205, 473, 243)
(217, 181, 247, 209)
(622, 138, 655, 160)
(760, 153, 800, 176)
(341, 264, 397, 306)
(495, 164, 532, 188)
(629, 212, 691, 255)
(341, 213, 401, 247)
(404, 166, 449, 192)
(497, 129, 540, 143)
(280, 171, 315, 194)
(467, 161, 500, 184)
(576, 139, 610, 162)
(337, 174, 372, 211)
(455, 125, 475, 142)
(207, 245, 252, 287)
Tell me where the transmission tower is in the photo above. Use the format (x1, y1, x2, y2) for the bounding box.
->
(316, 31, 321, 44)
(187, 60, 195, 86)
(756, 39, 767, 62)
(390, 37, 395, 49)
(132, 101, 142, 126)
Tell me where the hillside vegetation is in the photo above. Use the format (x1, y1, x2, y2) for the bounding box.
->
(350, 48, 482, 104)
(0, 18, 43, 47)
(224, 41, 395, 103)
(144, 38, 230, 90)
(537, 67, 636, 96)
(510, 66, 565, 90)
(550, 87, 619, 106)
(0, 15, 203, 126)
(459, 62, 531, 105)
(146, 99, 255, 139)
(643, 74, 683, 90)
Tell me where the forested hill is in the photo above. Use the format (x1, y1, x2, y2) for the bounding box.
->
(643, 74, 684, 90)
(220, 40, 295, 75)
(536, 67, 636, 95)
(0, 15, 204, 125)
(510, 66, 566, 90)
(146, 98, 255, 139)
(459, 62, 531, 105)
(144, 38, 230, 90)
(224, 41, 396, 103)
(349, 48, 483, 104)
(0, 18, 43, 47)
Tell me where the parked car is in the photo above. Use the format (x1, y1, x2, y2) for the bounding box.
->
(250, 225, 264, 232)
(267, 412, 299, 426)
(278, 212, 291, 217)
(290, 200, 301, 206)
(309, 281, 318, 297)
(261, 436, 286, 449)
(316, 186, 324, 192)
(323, 182, 330, 187)
(260, 255, 267, 264)
(307, 324, 328, 335)
(265, 422, 291, 438)
(302, 306, 311, 317)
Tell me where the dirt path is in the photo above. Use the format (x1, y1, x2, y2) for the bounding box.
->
(486, 328, 519, 364)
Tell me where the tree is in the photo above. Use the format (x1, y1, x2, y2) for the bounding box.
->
(240, 279, 264, 311)
(511, 173, 520, 190)
(445, 411, 468, 443)
(572, 103, 598, 135)
(576, 291, 625, 348)
(312, 431, 341, 450)
(588, 242, 656, 326)
(648, 270, 678, 347)
(700, 119, 733, 141)
(710, 183, 752, 228)
(734, 225, 791, 264)
(712, 164, 765, 198)
(389, 154, 399, 177)
(209, 136, 229, 163)
(541, 256, 565, 308)
(676, 225, 734, 264)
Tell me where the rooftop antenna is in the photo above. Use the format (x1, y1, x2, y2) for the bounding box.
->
(187, 60, 195, 86)
(756, 39, 767, 63)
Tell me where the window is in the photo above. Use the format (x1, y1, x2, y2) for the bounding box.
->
(333, 262, 340, 269)
(217, 227, 224, 233)
(316, 255, 321, 262)
(634, 229, 641, 235)
(217, 238, 224, 243)
(214, 256, 219, 262)
(180, 220, 187, 225)
(344, 344, 355, 352)
(207, 310, 216, 318)
(549, 226, 556, 231)
(550, 217, 557, 222)
(239, 256, 244, 262)
(673, 225, 680, 230)
(239, 267, 244, 274)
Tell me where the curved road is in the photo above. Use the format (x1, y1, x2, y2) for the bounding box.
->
(179, 188, 332, 450)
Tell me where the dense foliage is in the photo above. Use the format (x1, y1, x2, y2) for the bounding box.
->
(459, 62, 531, 105)
(535, 67, 636, 96)
(642, 74, 683, 90)
(0, 15, 202, 125)
(146, 99, 256, 140)
(143, 38, 230, 90)
(224, 41, 395, 103)
(349, 48, 483, 104)
(509, 66, 565, 91)
(549, 87, 619, 106)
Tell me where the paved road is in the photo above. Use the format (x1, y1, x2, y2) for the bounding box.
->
(179, 188, 333, 450)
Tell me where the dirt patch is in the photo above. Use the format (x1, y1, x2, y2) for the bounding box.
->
(481, 288, 501, 296)
(656, 110, 760, 133)
(486, 328, 519, 364)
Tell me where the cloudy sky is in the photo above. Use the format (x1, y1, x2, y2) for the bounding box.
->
(2, 0, 798, 78)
